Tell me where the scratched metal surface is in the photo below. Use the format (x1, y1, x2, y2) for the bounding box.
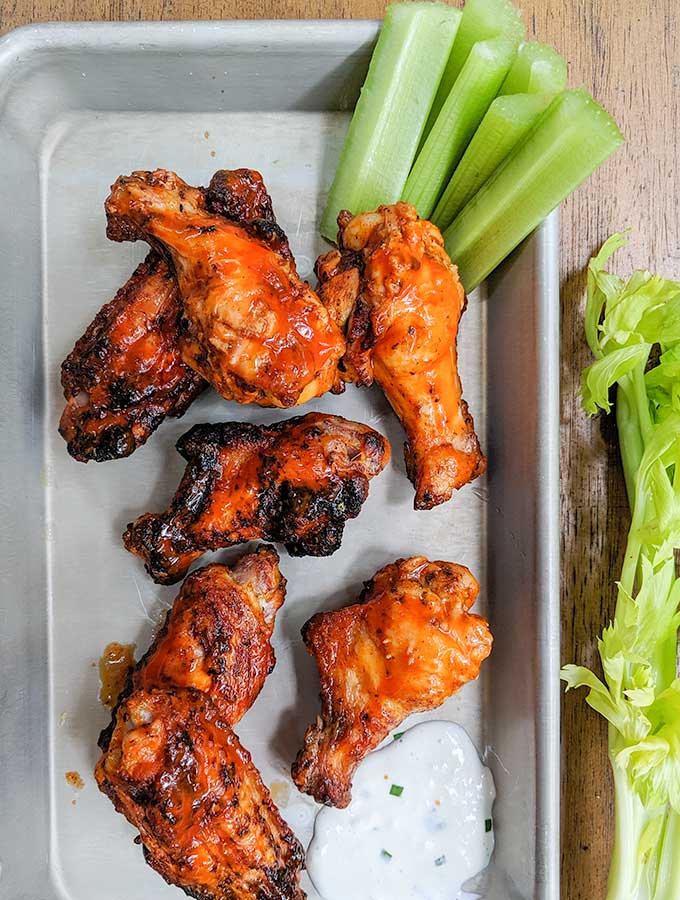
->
(0, 22, 559, 900)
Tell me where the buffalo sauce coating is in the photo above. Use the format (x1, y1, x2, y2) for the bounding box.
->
(338, 203, 485, 508)
(105, 690, 302, 896)
(98, 642, 136, 708)
(106, 171, 345, 409)
(293, 556, 493, 808)
(133, 561, 282, 725)
(59, 253, 204, 460)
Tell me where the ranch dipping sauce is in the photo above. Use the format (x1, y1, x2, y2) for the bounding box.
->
(307, 721, 495, 900)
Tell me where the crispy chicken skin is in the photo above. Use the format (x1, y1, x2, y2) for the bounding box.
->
(316, 203, 486, 509)
(133, 547, 286, 723)
(96, 547, 305, 900)
(59, 252, 205, 462)
(105, 168, 345, 408)
(123, 413, 390, 585)
(97, 689, 305, 900)
(291, 556, 493, 808)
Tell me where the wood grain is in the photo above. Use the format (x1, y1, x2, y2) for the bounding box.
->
(1, 0, 678, 897)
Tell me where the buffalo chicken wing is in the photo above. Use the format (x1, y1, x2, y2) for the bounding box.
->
(124, 412, 390, 585)
(105, 168, 345, 408)
(59, 252, 205, 462)
(96, 546, 305, 900)
(316, 203, 486, 509)
(133, 547, 286, 723)
(292, 556, 493, 807)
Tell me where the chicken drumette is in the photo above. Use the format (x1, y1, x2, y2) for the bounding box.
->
(59, 251, 205, 462)
(316, 202, 486, 509)
(96, 546, 305, 900)
(123, 412, 390, 585)
(105, 168, 345, 409)
(292, 556, 493, 808)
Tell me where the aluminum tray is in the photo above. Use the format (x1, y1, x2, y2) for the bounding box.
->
(0, 21, 560, 900)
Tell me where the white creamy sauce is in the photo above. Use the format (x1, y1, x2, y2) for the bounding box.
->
(306, 721, 495, 900)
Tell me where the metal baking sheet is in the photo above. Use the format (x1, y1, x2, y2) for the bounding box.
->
(0, 21, 560, 900)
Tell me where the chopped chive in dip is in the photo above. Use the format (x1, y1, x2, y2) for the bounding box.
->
(485, 818, 493, 833)
(381, 849, 393, 861)
(435, 855, 447, 867)
(389, 784, 404, 797)
(393, 732, 405, 741)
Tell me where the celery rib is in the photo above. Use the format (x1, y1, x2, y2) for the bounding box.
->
(499, 40, 568, 96)
(319, 2, 461, 241)
(443, 89, 624, 292)
(432, 93, 552, 230)
(402, 35, 517, 220)
(423, 0, 524, 141)
(433, 41, 567, 231)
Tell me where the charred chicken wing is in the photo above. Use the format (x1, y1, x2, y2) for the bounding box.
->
(124, 412, 390, 585)
(105, 168, 345, 408)
(59, 252, 205, 462)
(316, 202, 486, 509)
(97, 689, 304, 900)
(134, 546, 286, 723)
(292, 556, 493, 808)
(96, 547, 305, 900)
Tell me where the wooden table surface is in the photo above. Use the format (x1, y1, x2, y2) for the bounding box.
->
(1, 0, 677, 897)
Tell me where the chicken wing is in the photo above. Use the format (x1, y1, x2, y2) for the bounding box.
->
(97, 689, 304, 900)
(133, 546, 286, 723)
(59, 252, 205, 462)
(291, 556, 493, 808)
(316, 203, 486, 509)
(105, 168, 345, 408)
(124, 412, 390, 585)
(96, 546, 305, 900)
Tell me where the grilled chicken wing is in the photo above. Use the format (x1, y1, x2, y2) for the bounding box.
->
(316, 203, 486, 509)
(97, 689, 304, 900)
(292, 556, 492, 808)
(96, 546, 305, 900)
(105, 168, 345, 408)
(59, 252, 205, 462)
(133, 547, 285, 723)
(124, 413, 390, 585)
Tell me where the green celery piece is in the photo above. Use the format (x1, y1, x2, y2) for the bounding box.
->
(402, 35, 517, 220)
(433, 42, 567, 230)
(432, 93, 552, 230)
(319, 2, 462, 241)
(443, 89, 624, 292)
(424, 0, 524, 138)
(499, 41, 568, 95)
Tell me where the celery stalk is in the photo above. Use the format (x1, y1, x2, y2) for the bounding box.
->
(402, 35, 517, 220)
(432, 40, 567, 230)
(499, 41, 568, 95)
(319, 2, 461, 241)
(444, 89, 624, 292)
(424, 0, 524, 138)
(432, 93, 552, 230)
(563, 234, 680, 900)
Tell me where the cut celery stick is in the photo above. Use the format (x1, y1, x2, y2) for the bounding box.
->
(432, 93, 552, 230)
(443, 89, 624, 292)
(319, 2, 461, 242)
(423, 0, 524, 139)
(402, 35, 517, 220)
(499, 41, 568, 95)
(433, 40, 567, 231)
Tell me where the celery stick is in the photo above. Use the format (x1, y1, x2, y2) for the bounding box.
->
(443, 89, 624, 292)
(402, 35, 517, 220)
(499, 41, 568, 95)
(319, 2, 461, 242)
(433, 42, 567, 230)
(432, 93, 552, 230)
(424, 0, 524, 138)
